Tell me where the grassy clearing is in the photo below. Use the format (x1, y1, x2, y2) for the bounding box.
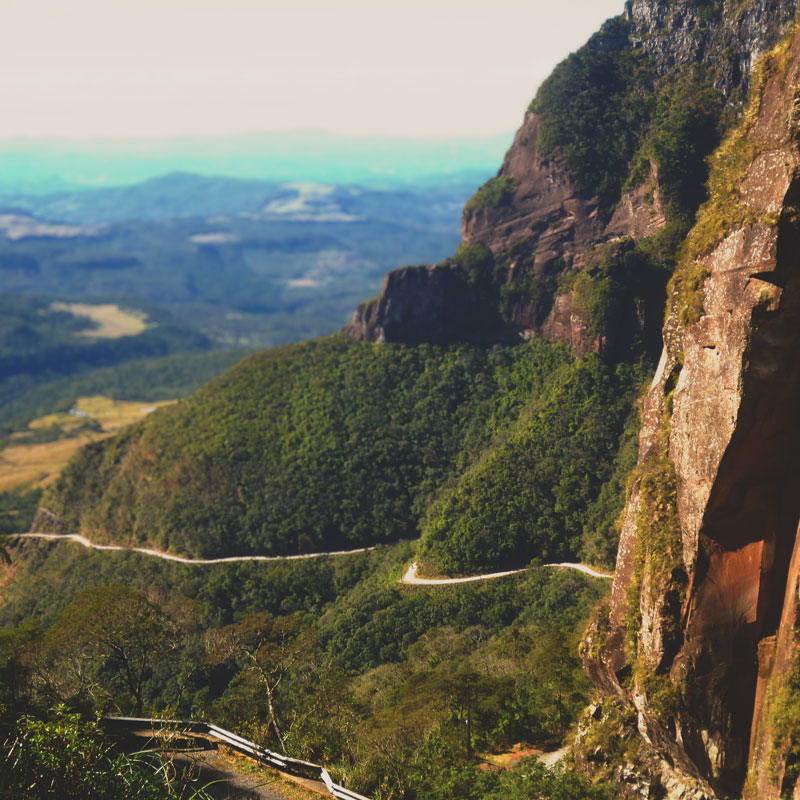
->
(31, 394, 172, 434)
(49, 302, 151, 339)
(0, 395, 173, 493)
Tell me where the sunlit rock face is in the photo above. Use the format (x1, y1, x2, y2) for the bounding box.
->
(346, 0, 799, 362)
(584, 21, 800, 800)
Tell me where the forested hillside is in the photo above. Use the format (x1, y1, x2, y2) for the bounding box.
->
(37, 335, 643, 571)
(8, 2, 800, 799)
(0, 539, 609, 799)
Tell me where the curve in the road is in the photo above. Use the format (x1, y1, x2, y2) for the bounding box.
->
(11, 532, 376, 565)
(11, 533, 613, 581)
(400, 561, 612, 585)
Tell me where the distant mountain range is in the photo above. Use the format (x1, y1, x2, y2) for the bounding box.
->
(0, 168, 484, 410)
(0, 171, 482, 227)
(0, 131, 512, 195)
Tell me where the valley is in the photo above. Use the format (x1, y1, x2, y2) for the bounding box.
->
(7, 1, 800, 799)
(0, 169, 488, 543)
(0, 395, 174, 494)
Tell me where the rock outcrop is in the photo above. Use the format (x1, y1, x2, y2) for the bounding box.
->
(460, 112, 603, 267)
(342, 263, 507, 345)
(584, 21, 800, 800)
(346, 0, 799, 360)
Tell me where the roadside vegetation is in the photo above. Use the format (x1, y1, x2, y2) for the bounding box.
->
(0, 707, 215, 799)
(0, 541, 609, 799)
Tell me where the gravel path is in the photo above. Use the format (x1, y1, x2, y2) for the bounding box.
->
(115, 727, 324, 800)
(12, 532, 374, 564)
(400, 561, 612, 584)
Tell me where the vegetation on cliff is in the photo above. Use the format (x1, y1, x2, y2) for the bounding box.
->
(529, 13, 731, 226)
(454, 4, 758, 346)
(462, 176, 518, 215)
(531, 18, 655, 212)
(670, 25, 798, 325)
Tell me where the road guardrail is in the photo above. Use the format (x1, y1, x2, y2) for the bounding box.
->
(101, 715, 369, 800)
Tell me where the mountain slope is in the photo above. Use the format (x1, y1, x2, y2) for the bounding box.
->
(21, 5, 800, 797)
(347, 0, 798, 362)
(34, 336, 640, 569)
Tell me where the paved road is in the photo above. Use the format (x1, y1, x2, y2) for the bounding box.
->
(116, 727, 323, 799)
(12, 532, 375, 565)
(400, 561, 612, 585)
(538, 746, 568, 766)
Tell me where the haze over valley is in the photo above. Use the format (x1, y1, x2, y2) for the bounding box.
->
(9, 1, 800, 799)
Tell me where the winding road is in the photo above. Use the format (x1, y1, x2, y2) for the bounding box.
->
(11, 533, 613, 582)
(11, 533, 376, 564)
(400, 561, 612, 584)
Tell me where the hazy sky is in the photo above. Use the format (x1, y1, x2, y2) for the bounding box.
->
(2, 0, 625, 141)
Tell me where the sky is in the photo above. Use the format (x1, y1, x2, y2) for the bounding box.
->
(1, 0, 625, 141)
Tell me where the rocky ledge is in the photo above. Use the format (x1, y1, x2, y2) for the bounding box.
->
(584, 21, 800, 800)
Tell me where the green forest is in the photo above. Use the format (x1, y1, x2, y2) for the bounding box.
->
(39, 335, 644, 572)
(0, 540, 610, 799)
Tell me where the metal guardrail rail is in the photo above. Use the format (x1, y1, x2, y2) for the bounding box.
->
(102, 716, 369, 800)
(320, 769, 368, 800)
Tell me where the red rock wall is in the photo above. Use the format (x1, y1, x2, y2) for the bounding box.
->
(585, 24, 800, 799)
(747, 516, 800, 799)
(461, 112, 604, 267)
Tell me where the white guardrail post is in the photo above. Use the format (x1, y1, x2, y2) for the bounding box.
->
(320, 768, 371, 800)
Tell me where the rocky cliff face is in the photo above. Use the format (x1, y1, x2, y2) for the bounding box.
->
(346, 0, 799, 362)
(627, 0, 796, 93)
(583, 20, 800, 800)
(344, 3, 800, 797)
(340, 263, 507, 345)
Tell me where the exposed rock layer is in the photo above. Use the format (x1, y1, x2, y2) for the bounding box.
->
(585, 21, 800, 800)
(346, 0, 799, 358)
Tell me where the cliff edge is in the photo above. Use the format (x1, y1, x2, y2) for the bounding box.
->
(346, 0, 798, 363)
(583, 20, 800, 800)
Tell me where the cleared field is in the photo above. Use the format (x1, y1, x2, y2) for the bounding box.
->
(0, 395, 173, 492)
(49, 301, 151, 338)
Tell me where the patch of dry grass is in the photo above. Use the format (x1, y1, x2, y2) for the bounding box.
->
(0, 395, 173, 492)
(49, 301, 151, 338)
(479, 744, 542, 769)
